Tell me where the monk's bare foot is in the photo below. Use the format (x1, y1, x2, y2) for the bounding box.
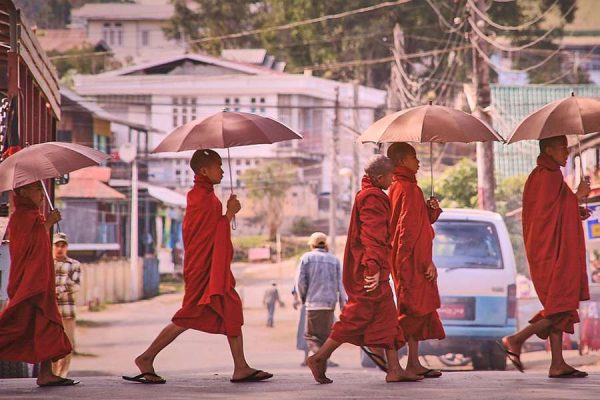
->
(134, 354, 163, 383)
(231, 366, 273, 382)
(307, 355, 332, 384)
(386, 369, 423, 382)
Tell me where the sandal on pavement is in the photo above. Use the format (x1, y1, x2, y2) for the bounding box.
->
(230, 370, 273, 383)
(122, 372, 166, 384)
(38, 378, 80, 387)
(549, 369, 588, 379)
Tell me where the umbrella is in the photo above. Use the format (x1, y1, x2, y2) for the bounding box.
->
(506, 93, 600, 178)
(153, 110, 303, 229)
(0, 142, 111, 208)
(358, 103, 503, 196)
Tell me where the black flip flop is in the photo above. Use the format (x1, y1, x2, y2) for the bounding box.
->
(419, 369, 442, 378)
(549, 369, 588, 379)
(230, 370, 273, 383)
(122, 372, 166, 384)
(495, 340, 524, 373)
(361, 346, 388, 373)
(38, 378, 80, 387)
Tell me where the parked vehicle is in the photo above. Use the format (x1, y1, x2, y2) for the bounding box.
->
(361, 208, 517, 370)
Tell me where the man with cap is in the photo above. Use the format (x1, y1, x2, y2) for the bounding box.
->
(295, 232, 347, 356)
(52, 232, 81, 378)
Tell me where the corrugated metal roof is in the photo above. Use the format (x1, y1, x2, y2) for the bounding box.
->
(72, 3, 173, 21)
(491, 84, 600, 179)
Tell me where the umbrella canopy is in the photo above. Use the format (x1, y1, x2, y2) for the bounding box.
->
(507, 94, 600, 144)
(0, 142, 111, 192)
(358, 104, 503, 144)
(153, 111, 302, 153)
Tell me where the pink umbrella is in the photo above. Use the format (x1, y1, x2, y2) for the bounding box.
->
(153, 110, 303, 229)
(0, 142, 111, 205)
(358, 103, 502, 196)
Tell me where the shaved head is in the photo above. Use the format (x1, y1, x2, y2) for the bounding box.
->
(539, 135, 567, 154)
(387, 142, 416, 164)
(190, 149, 221, 174)
(364, 155, 394, 178)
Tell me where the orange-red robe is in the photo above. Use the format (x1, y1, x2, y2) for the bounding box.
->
(0, 195, 71, 363)
(330, 175, 402, 349)
(523, 153, 590, 339)
(389, 166, 445, 341)
(171, 175, 243, 336)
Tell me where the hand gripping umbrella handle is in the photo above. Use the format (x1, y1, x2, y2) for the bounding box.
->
(41, 180, 61, 233)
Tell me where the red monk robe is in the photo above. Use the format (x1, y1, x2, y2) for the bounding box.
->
(0, 195, 71, 363)
(171, 175, 243, 336)
(330, 175, 402, 349)
(523, 153, 589, 339)
(389, 166, 445, 341)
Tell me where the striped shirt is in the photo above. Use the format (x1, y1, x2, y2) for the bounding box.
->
(55, 257, 81, 319)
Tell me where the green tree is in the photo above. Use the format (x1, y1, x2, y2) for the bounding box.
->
(421, 158, 478, 208)
(240, 161, 297, 240)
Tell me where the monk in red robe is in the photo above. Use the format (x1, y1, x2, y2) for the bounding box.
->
(387, 143, 445, 379)
(500, 136, 590, 378)
(0, 181, 76, 387)
(307, 155, 422, 384)
(125, 149, 272, 384)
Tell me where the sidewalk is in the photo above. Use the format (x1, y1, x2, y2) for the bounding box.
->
(1, 370, 598, 400)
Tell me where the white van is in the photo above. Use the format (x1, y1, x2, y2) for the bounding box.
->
(361, 208, 517, 370)
(422, 208, 518, 370)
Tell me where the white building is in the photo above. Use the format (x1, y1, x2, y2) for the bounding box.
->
(71, 0, 184, 62)
(73, 52, 386, 233)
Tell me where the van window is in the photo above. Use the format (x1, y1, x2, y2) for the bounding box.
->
(433, 221, 503, 269)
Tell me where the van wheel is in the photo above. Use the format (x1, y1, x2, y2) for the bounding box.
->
(0, 361, 32, 378)
(471, 353, 490, 370)
(489, 344, 507, 370)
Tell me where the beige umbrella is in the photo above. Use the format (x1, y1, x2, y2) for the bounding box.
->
(507, 93, 600, 177)
(0, 142, 111, 205)
(153, 110, 303, 229)
(358, 103, 503, 196)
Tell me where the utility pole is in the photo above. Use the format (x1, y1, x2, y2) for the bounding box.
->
(329, 87, 340, 255)
(351, 81, 361, 198)
(470, 0, 496, 211)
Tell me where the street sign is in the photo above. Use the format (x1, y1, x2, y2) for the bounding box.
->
(585, 202, 600, 241)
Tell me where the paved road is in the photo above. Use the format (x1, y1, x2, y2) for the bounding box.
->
(1, 371, 598, 400)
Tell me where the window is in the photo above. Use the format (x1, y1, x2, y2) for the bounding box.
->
(115, 23, 123, 46)
(224, 97, 230, 111)
(250, 97, 256, 113)
(234, 98, 240, 112)
(259, 97, 266, 113)
(191, 98, 197, 120)
(172, 97, 179, 128)
(141, 30, 150, 46)
(102, 23, 110, 42)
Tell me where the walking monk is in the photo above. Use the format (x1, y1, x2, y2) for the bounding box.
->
(307, 155, 423, 384)
(124, 149, 273, 384)
(0, 182, 76, 387)
(499, 136, 591, 378)
(387, 143, 445, 379)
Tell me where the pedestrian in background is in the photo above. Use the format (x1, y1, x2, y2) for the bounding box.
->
(295, 232, 347, 356)
(51, 233, 81, 378)
(263, 281, 284, 327)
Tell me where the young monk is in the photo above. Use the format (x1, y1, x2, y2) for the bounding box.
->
(307, 155, 423, 384)
(387, 142, 445, 379)
(499, 136, 591, 378)
(124, 149, 272, 384)
(0, 181, 76, 387)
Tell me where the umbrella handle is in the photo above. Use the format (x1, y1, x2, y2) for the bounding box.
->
(227, 148, 237, 231)
(41, 180, 61, 233)
(430, 142, 434, 198)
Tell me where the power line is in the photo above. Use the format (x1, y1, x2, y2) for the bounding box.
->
(187, 0, 413, 45)
(305, 44, 472, 71)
